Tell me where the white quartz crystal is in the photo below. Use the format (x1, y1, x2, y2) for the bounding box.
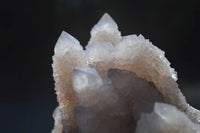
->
(52, 13, 200, 133)
(88, 13, 121, 46)
(135, 103, 200, 133)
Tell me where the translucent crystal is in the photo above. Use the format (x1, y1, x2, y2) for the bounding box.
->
(51, 13, 200, 133)
(74, 68, 164, 133)
(135, 103, 200, 133)
(88, 13, 121, 46)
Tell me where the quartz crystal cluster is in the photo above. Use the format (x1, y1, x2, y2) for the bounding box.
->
(52, 13, 200, 133)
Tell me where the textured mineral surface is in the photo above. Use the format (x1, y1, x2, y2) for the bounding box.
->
(52, 13, 200, 133)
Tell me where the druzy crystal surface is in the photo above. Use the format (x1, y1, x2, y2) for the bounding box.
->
(52, 13, 200, 133)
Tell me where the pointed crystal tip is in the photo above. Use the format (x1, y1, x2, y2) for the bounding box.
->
(88, 13, 121, 46)
(54, 31, 83, 54)
(97, 13, 117, 28)
(60, 31, 80, 45)
(91, 13, 118, 34)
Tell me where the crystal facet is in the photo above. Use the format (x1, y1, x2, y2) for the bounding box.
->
(135, 103, 200, 133)
(88, 13, 121, 46)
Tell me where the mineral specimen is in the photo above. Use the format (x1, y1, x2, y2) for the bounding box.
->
(52, 13, 200, 133)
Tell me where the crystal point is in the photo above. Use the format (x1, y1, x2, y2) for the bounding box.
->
(54, 31, 82, 55)
(135, 103, 200, 133)
(93, 13, 118, 32)
(88, 13, 121, 46)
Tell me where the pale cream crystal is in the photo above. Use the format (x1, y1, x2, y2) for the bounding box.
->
(135, 103, 200, 133)
(52, 13, 200, 133)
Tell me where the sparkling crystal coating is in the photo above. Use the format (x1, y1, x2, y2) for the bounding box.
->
(52, 13, 200, 133)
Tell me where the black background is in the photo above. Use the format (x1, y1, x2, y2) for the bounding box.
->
(1, 0, 200, 132)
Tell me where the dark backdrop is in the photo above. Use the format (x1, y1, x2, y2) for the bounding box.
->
(1, 0, 200, 132)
